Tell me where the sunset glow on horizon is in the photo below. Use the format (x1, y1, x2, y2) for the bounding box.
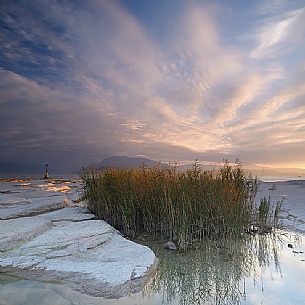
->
(1, 0, 305, 173)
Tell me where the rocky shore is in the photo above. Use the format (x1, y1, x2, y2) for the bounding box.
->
(0, 179, 158, 298)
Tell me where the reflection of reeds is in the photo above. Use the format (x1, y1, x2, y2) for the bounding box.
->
(142, 233, 284, 305)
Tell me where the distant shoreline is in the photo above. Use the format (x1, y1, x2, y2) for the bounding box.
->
(1, 172, 304, 184)
(0, 173, 80, 180)
(259, 177, 305, 183)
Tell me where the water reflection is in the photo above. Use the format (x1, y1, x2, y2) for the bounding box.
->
(0, 231, 304, 305)
(143, 231, 303, 305)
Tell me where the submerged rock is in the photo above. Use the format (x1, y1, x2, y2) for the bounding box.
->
(0, 180, 158, 298)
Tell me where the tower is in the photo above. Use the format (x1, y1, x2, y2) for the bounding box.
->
(44, 163, 49, 179)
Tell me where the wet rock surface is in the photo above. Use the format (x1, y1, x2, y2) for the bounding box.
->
(256, 180, 305, 233)
(0, 179, 158, 298)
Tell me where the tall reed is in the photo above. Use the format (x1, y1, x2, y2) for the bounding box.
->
(81, 163, 273, 250)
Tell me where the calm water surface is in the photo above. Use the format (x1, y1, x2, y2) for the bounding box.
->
(0, 230, 304, 305)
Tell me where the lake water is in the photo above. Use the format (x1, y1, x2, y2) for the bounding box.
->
(259, 176, 305, 182)
(1, 172, 303, 183)
(1, 230, 304, 305)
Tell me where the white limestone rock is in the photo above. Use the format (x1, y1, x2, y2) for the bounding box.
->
(0, 220, 158, 298)
(0, 217, 52, 252)
(0, 179, 83, 219)
(0, 179, 158, 298)
(0, 195, 68, 220)
(38, 206, 95, 222)
(0, 207, 96, 252)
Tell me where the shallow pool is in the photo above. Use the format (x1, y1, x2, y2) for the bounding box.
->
(1, 230, 305, 305)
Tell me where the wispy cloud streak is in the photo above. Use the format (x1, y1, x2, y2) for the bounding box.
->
(0, 0, 305, 170)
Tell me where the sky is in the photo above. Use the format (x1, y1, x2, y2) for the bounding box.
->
(1, 0, 305, 173)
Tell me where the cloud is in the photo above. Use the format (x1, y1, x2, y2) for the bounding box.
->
(251, 7, 305, 58)
(0, 69, 124, 170)
(232, 79, 305, 130)
(1, 0, 305, 170)
(210, 69, 284, 127)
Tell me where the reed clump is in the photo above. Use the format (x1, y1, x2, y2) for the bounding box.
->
(81, 163, 277, 250)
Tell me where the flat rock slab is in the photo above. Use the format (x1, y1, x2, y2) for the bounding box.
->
(0, 216, 52, 252)
(0, 207, 95, 252)
(0, 196, 68, 220)
(0, 179, 158, 298)
(38, 206, 95, 222)
(257, 180, 305, 233)
(0, 179, 84, 220)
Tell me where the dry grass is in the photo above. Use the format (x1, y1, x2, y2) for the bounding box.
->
(81, 163, 280, 250)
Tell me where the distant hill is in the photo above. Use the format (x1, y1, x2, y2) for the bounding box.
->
(83, 157, 305, 179)
(91, 156, 163, 169)
(169, 162, 305, 179)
